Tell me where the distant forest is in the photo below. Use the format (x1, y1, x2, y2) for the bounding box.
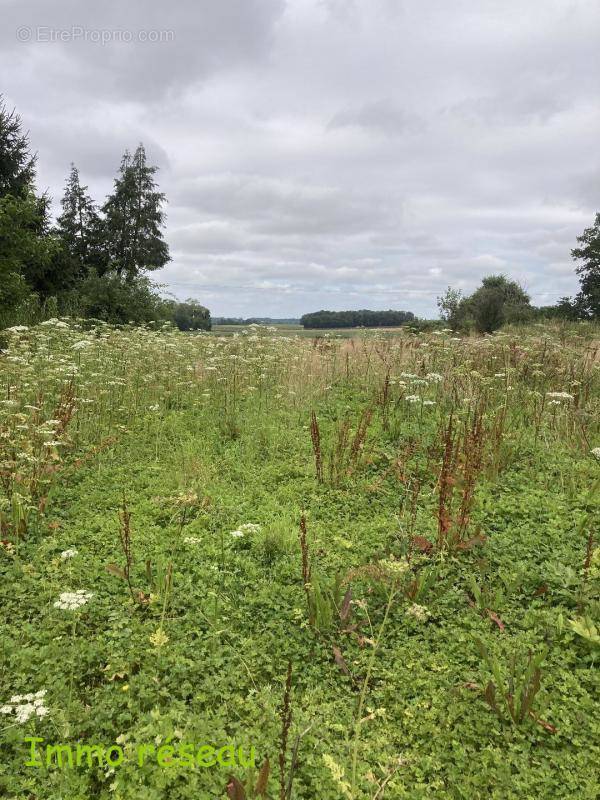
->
(213, 317, 300, 325)
(300, 309, 416, 329)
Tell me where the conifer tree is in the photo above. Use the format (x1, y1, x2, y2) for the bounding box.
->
(0, 99, 57, 320)
(101, 144, 170, 281)
(0, 97, 36, 200)
(55, 163, 100, 282)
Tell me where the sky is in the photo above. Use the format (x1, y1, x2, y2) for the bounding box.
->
(1, 0, 599, 318)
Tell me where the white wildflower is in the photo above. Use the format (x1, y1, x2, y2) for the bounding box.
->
(546, 391, 574, 401)
(405, 395, 421, 403)
(15, 704, 36, 723)
(53, 589, 93, 610)
(239, 523, 261, 534)
(591, 447, 600, 460)
(60, 549, 78, 560)
(0, 690, 49, 723)
(405, 603, 430, 622)
(183, 536, 202, 545)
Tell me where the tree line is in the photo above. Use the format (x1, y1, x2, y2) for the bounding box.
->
(0, 97, 210, 330)
(300, 309, 415, 329)
(212, 317, 300, 326)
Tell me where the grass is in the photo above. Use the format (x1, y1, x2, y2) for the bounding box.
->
(0, 319, 599, 799)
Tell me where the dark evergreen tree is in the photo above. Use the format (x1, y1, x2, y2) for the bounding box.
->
(571, 212, 600, 319)
(0, 99, 58, 321)
(0, 97, 36, 200)
(55, 163, 100, 284)
(101, 144, 170, 282)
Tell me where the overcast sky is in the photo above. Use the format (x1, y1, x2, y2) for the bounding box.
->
(1, 0, 599, 317)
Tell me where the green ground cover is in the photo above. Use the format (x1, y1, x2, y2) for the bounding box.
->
(0, 321, 599, 799)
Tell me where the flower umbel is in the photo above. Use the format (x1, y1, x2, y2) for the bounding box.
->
(53, 589, 93, 610)
(0, 690, 48, 722)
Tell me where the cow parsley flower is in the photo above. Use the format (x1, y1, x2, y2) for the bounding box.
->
(405, 395, 421, 403)
(230, 522, 261, 538)
(0, 690, 48, 723)
(60, 548, 78, 560)
(53, 589, 93, 610)
(591, 447, 600, 460)
(239, 523, 261, 534)
(183, 536, 202, 545)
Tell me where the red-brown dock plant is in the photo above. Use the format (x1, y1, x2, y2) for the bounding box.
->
(309, 411, 323, 483)
(436, 402, 487, 551)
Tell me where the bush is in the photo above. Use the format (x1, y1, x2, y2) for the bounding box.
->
(439, 276, 533, 333)
(60, 272, 171, 326)
(169, 299, 211, 331)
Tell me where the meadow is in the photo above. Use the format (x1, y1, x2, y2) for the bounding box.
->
(0, 319, 599, 800)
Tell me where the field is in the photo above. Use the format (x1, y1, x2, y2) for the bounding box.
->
(211, 325, 425, 338)
(1, 320, 599, 800)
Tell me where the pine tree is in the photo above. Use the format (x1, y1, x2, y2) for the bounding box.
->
(55, 163, 100, 283)
(101, 144, 170, 281)
(0, 97, 36, 200)
(0, 99, 58, 320)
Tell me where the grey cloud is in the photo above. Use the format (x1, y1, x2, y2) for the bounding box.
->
(1, 0, 285, 101)
(173, 174, 395, 236)
(1, 0, 598, 317)
(328, 100, 424, 136)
